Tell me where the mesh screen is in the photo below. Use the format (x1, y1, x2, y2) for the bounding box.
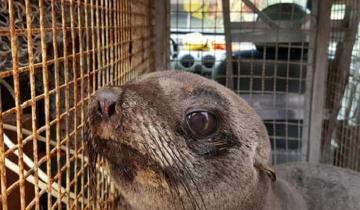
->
(321, 1, 360, 171)
(0, 0, 155, 209)
(170, 0, 312, 164)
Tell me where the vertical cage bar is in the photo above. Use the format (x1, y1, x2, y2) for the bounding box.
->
(114, 0, 119, 85)
(69, 0, 79, 208)
(306, 0, 331, 163)
(109, 0, 114, 86)
(221, 0, 234, 90)
(85, 0, 91, 100)
(24, 0, 40, 209)
(120, 0, 125, 85)
(0, 90, 8, 210)
(117, 0, 121, 85)
(7, 0, 26, 209)
(127, 0, 131, 81)
(100, 0, 106, 86)
(96, 0, 102, 89)
(60, 0, 71, 208)
(105, 0, 110, 85)
(76, 0, 86, 208)
(38, 0, 52, 208)
(154, 0, 170, 70)
(126, 0, 129, 84)
(50, 0, 62, 209)
(91, 0, 97, 93)
(84, 0, 91, 207)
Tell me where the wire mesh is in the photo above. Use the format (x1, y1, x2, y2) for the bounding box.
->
(321, 0, 360, 171)
(169, 0, 313, 164)
(170, 0, 225, 80)
(0, 0, 155, 209)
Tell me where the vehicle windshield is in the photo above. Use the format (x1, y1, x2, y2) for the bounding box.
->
(170, 0, 308, 34)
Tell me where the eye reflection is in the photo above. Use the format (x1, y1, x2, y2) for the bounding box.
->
(186, 111, 218, 138)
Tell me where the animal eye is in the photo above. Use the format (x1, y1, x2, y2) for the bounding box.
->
(186, 111, 218, 138)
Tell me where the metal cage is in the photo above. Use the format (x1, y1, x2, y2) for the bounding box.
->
(170, 0, 313, 164)
(0, 0, 155, 209)
(1, 0, 360, 209)
(169, 0, 360, 169)
(321, 0, 360, 171)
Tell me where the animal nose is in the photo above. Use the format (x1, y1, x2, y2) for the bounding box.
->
(95, 87, 121, 117)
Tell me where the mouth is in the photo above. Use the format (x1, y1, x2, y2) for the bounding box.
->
(105, 140, 160, 181)
(86, 133, 169, 186)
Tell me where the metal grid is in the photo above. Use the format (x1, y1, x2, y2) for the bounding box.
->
(170, 0, 313, 164)
(321, 0, 360, 171)
(170, 0, 226, 80)
(0, 0, 155, 209)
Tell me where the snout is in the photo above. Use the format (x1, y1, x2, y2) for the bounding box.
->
(94, 87, 122, 118)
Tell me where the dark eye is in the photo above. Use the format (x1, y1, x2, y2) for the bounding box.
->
(186, 111, 218, 138)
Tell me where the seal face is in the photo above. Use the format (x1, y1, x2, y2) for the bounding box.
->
(85, 71, 275, 210)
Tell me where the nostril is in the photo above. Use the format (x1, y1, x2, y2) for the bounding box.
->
(108, 102, 116, 116)
(95, 87, 121, 117)
(97, 99, 117, 117)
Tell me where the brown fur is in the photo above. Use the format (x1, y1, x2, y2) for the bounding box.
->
(85, 71, 305, 209)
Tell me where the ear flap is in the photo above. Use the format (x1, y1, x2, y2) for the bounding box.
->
(254, 162, 277, 182)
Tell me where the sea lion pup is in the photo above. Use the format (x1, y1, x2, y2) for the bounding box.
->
(85, 71, 359, 210)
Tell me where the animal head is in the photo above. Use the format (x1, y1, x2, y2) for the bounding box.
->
(85, 71, 275, 209)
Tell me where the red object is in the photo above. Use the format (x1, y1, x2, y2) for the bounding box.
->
(211, 41, 226, 50)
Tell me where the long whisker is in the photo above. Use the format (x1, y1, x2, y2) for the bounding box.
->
(140, 139, 184, 210)
(146, 132, 196, 210)
(138, 119, 186, 210)
(151, 119, 207, 210)
(160, 129, 208, 210)
(143, 118, 199, 210)
(146, 117, 203, 210)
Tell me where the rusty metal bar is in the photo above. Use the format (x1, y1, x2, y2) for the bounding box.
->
(109, 0, 114, 86)
(76, 0, 86, 209)
(0, 83, 8, 210)
(0, 0, 155, 208)
(60, 0, 71, 209)
(105, 0, 110, 85)
(100, 0, 106, 86)
(24, 0, 40, 209)
(69, 0, 79, 208)
(114, 0, 119, 86)
(96, 0, 102, 89)
(8, 0, 26, 209)
(38, 0, 52, 209)
(50, 0, 61, 209)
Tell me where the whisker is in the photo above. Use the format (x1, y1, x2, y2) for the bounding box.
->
(161, 129, 208, 210)
(138, 121, 187, 210)
(144, 117, 199, 210)
(151, 119, 208, 210)
(147, 118, 205, 210)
